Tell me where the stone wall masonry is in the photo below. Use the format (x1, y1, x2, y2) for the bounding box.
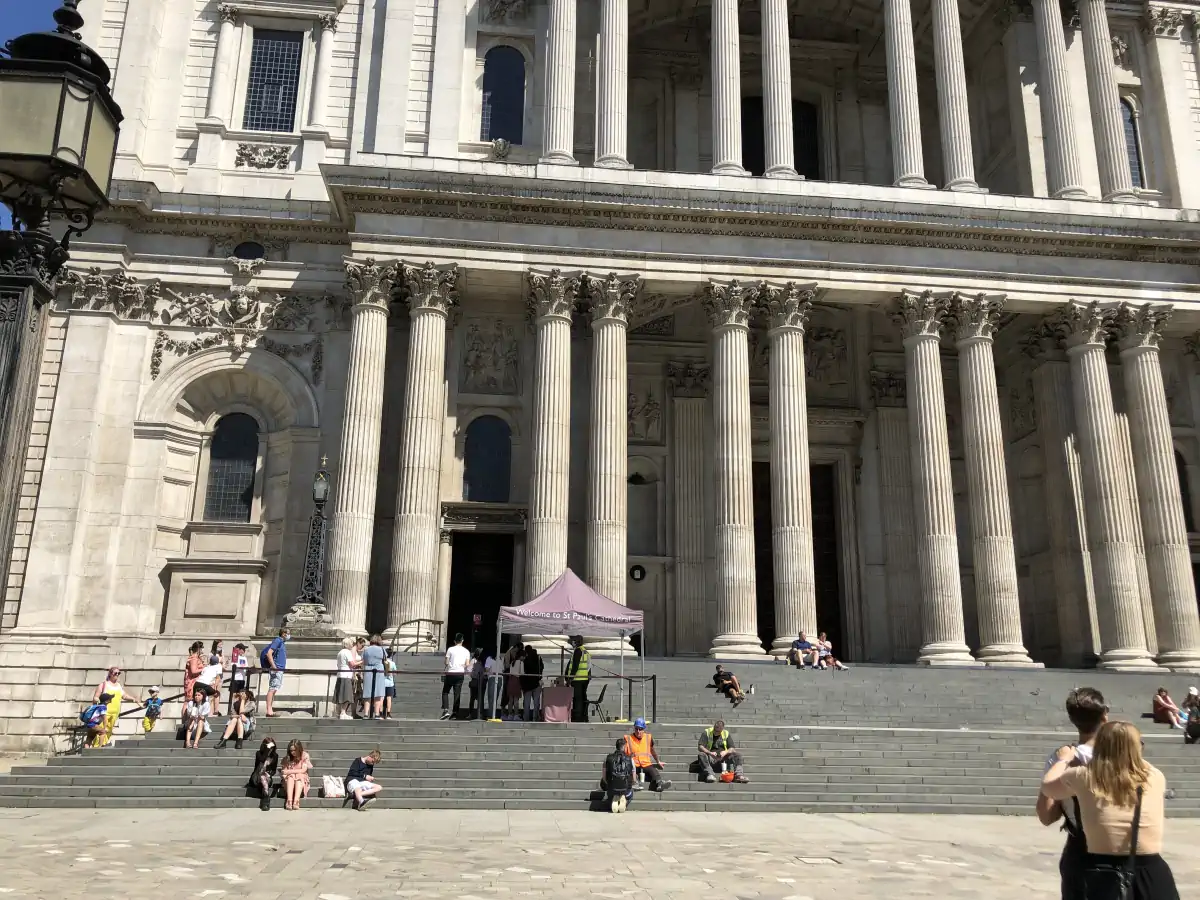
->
(406, 0, 438, 138)
(181, 9, 217, 129)
(97, 0, 129, 71)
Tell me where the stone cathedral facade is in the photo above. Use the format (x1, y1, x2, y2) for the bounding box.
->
(4, 0, 1200, 750)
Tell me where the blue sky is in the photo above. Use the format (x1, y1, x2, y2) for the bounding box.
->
(1, 0, 88, 229)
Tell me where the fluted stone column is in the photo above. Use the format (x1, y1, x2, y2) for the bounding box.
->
(1031, 0, 1088, 198)
(705, 281, 763, 656)
(762, 284, 817, 654)
(930, 0, 980, 190)
(894, 291, 976, 665)
(205, 5, 240, 122)
(1078, 0, 1138, 201)
(525, 270, 579, 599)
(326, 259, 398, 633)
(595, 0, 630, 168)
(710, 0, 746, 175)
(761, 0, 797, 178)
(307, 14, 338, 129)
(388, 263, 459, 639)
(949, 293, 1035, 665)
(540, 0, 578, 164)
(1059, 302, 1157, 669)
(434, 530, 453, 638)
(1116, 304, 1200, 671)
(668, 362, 710, 655)
(585, 274, 637, 604)
(883, 0, 930, 187)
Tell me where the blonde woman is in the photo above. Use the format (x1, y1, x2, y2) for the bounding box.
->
(1042, 721, 1179, 900)
(333, 637, 361, 719)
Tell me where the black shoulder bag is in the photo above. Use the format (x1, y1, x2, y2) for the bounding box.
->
(1082, 786, 1143, 900)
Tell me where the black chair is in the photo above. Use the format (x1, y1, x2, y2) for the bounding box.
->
(588, 684, 609, 723)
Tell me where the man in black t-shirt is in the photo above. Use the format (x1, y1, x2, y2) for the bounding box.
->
(600, 739, 635, 813)
(711, 665, 747, 706)
(346, 748, 383, 810)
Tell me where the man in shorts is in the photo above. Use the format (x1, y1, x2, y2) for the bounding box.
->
(263, 627, 290, 717)
(1035, 686, 1108, 900)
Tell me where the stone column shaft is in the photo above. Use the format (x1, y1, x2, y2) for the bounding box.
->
(388, 263, 459, 637)
(526, 271, 577, 599)
(205, 6, 239, 122)
(930, 0, 979, 190)
(1031, 0, 1088, 198)
(1060, 303, 1156, 668)
(760, 0, 797, 178)
(764, 285, 817, 653)
(710, 0, 746, 175)
(876, 402, 922, 661)
(706, 282, 762, 656)
(1078, 0, 1137, 201)
(895, 292, 976, 665)
(951, 295, 1034, 665)
(1117, 305, 1200, 670)
(595, 0, 630, 168)
(883, 0, 929, 187)
(669, 363, 709, 655)
(540, 0, 578, 164)
(307, 15, 338, 129)
(326, 260, 398, 633)
(434, 531, 453, 639)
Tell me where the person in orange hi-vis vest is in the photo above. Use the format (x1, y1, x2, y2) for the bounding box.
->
(624, 718, 672, 793)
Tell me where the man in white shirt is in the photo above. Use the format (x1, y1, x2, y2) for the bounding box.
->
(441, 633, 471, 720)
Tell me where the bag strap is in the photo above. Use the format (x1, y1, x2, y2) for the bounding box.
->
(1126, 786, 1144, 870)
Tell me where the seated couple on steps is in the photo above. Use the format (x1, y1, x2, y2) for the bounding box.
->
(787, 631, 849, 671)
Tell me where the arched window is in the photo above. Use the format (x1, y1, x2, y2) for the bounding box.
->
(1121, 99, 1145, 189)
(1176, 450, 1195, 532)
(481, 46, 525, 145)
(203, 413, 259, 523)
(463, 415, 512, 502)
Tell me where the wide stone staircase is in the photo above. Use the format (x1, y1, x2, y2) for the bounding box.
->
(1, 659, 1198, 813)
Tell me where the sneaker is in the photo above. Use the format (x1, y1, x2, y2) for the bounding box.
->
(358, 796, 374, 811)
(440, 711, 451, 720)
(705, 774, 717, 783)
(632, 782, 646, 792)
(733, 775, 749, 784)
(617, 795, 628, 813)
(611, 797, 620, 813)
(658, 780, 673, 791)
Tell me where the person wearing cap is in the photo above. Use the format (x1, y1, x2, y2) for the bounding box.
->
(697, 719, 748, 783)
(1183, 687, 1200, 745)
(624, 718, 671, 793)
(567, 635, 592, 723)
(141, 686, 164, 734)
(600, 738, 635, 813)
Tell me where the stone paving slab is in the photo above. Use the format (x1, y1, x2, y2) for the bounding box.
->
(0, 809, 1197, 899)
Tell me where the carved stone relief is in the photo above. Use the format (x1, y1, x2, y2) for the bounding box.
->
(460, 318, 521, 394)
(747, 307, 850, 404)
(630, 315, 674, 337)
(628, 378, 663, 444)
(235, 143, 291, 170)
(1009, 368, 1037, 439)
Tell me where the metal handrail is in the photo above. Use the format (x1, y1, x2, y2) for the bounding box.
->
(388, 618, 445, 655)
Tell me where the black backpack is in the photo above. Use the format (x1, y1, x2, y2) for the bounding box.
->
(606, 751, 634, 790)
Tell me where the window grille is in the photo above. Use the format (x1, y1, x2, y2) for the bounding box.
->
(242, 30, 304, 133)
(203, 414, 259, 523)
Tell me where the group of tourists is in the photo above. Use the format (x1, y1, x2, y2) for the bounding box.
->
(334, 634, 397, 719)
(249, 738, 383, 811)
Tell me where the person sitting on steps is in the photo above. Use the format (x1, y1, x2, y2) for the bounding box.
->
(1153, 687, 1184, 729)
(788, 632, 820, 668)
(346, 748, 383, 811)
(601, 738, 635, 813)
(815, 632, 849, 671)
(711, 665, 749, 706)
(250, 736, 279, 812)
(216, 686, 257, 749)
(697, 719, 749, 784)
(624, 718, 672, 793)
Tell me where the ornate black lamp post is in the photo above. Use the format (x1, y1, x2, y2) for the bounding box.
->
(0, 0, 122, 586)
(282, 461, 340, 637)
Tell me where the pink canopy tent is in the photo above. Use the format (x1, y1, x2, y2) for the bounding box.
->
(496, 568, 644, 720)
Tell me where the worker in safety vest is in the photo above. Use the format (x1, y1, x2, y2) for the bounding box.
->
(624, 717, 672, 792)
(697, 719, 748, 783)
(567, 635, 591, 723)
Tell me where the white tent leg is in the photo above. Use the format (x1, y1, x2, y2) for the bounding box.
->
(641, 648, 646, 722)
(619, 630, 625, 721)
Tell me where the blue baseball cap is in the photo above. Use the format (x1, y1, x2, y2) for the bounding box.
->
(633, 717, 646, 729)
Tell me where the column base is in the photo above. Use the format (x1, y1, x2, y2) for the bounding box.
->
(711, 163, 748, 176)
(1096, 648, 1159, 671)
(583, 636, 639, 658)
(917, 641, 981, 666)
(1155, 649, 1200, 673)
(1051, 186, 1091, 200)
(709, 633, 767, 658)
(894, 175, 937, 190)
(538, 153, 579, 166)
(1102, 190, 1145, 205)
(764, 166, 802, 180)
(944, 178, 987, 193)
(595, 155, 633, 170)
(768, 637, 797, 658)
(977, 644, 1041, 667)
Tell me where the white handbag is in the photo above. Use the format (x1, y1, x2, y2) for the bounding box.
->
(322, 774, 345, 798)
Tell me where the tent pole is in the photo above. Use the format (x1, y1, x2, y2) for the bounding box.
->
(641, 645, 646, 722)
(619, 630, 625, 721)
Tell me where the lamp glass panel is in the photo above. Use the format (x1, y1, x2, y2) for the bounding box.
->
(0, 78, 61, 157)
(53, 82, 91, 166)
(83, 101, 118, 197)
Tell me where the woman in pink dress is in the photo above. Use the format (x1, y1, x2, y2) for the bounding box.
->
(281, 739, 313, 810)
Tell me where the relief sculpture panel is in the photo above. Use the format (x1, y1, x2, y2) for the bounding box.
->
(748, 307, 851, 405)
(628, 378, 663, 444)
(460, 319, 521, 394)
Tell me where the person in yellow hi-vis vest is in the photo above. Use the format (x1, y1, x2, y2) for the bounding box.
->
(624, 718, 672, 793)
(697, 719, 749, 783)
(567, 635, 591, 723)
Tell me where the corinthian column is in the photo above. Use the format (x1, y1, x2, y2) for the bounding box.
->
(705, 281, 763, 656)
(205, 5, 240, 123)
(540, 0, 578, 165)
(930, 0, 980, 190)
(893, 291, 976, 665)
(1059, 302, 1156, 668)
(761, 0, 797, 178)
(949, 293, 1035, 665)
(710, 0, 746, 175)
(525, 270, 579, 599)
(1116, 304, 1200, 671)
(1078, 0, 1138, 201)
(762, 284, 817, 654)
(1031, 0, 1088, 198)
(595, 0, 630, 168)
(326, 259, 398, 633)
(388, 263, 459, 640)
(883, 0, 930, 187)
(307, 14, 338, 129)
(585, 273, 637, 604)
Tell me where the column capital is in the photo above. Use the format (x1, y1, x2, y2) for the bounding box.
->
(704, 280, 759, 330)
(947, 292, 1006, 344)
(1143, 4, 1185, 37)
(666, 360, 711, 397)
(317, 12, 339, 31)
(1056, 300, 1118, 350)
(870, 369, 907, 407)
(892, 289, 949, 340)
(1115, 301, 1172, 352)
(439, 529, 454, 544)
(217, 4, 240, 23)
(761, 282, 817, 333)
(344, 258, 400, 311)
(527, 268, 583, 323)
(401, 261, 459, 318)
(585, 272, 639, 324)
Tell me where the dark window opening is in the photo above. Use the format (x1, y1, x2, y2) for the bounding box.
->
(463, 415, 512, 502)
(481, 46, 525, 145)
(740, 97, 821, 179)
(232, 241, 266, 260)
(1177, 450, 1195, 532)
(1121, 99, 1144, 189)
(203, 413, 259, 523)
(242, 30, 303, 133)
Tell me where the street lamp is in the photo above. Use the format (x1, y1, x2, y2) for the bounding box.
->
(0, 0, 122, 596)
(282, 461, 341, 639)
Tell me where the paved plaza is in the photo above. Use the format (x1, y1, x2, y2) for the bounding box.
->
(1, 809, 1198, 899)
